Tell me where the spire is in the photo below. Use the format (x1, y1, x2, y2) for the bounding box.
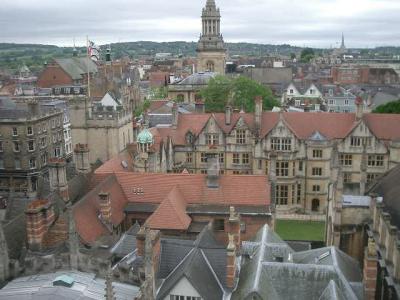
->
(340, 33, 346, 50)
(73, 38, 78, 57)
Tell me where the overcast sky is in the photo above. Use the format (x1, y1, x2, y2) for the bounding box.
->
(1, 0, 400, 48)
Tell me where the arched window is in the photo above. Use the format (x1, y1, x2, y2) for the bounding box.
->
(312, 199, 320, 212)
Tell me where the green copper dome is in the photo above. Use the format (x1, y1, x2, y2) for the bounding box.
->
(137, 128, 153, 144)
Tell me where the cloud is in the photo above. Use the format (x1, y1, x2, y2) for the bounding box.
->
(0, 0, 399, 47)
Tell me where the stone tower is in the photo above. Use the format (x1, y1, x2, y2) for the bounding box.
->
(197, 0, 226, 75)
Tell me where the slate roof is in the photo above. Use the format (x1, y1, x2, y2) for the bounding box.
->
(110, 223, 140, 258)
(156, 226, 226, 300)
(173, 72, 216, 86)
(0, 270, 139, 300)
(55, 58, 97, 80)
(232, 225, 363, 300)
(368, 163, 400, 228)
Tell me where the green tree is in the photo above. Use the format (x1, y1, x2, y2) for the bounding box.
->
(134, 100, 151, 117)
(373, 100, 400, 114)
(199, 75, 233, 112)
(300, 48, 315, 63)
(200, 75, 278, 113)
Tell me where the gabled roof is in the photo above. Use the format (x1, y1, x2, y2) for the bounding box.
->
(55, 57, 97, 80)
(145, 186, 191, 230)
(147, 111, 400, 147)
(156, 226, 226, 300)
(233, 226, 363, 300)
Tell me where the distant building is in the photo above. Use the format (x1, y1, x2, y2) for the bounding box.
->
(243, 67, 293, 95)
(168, 72, 216, 103)
(37, 57, 97, 88)
(196, 0, 227, 75)
(0, 100, 65, 197)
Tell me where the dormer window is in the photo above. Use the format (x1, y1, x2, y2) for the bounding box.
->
(186, 132, 194, 145)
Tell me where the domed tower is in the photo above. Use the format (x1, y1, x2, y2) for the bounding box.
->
(197, 0, 226, 75)
(135, 127, 154, 173)
(137, 127, 154, 154)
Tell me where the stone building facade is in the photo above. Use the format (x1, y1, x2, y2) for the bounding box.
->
(134, 98, 400, 214)
(196, 0, 226, 75)
(0, 101, 65, 197)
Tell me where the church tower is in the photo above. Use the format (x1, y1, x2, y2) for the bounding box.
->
(196, 0, 227, 75)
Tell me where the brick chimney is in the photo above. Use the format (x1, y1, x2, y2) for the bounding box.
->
(363, 238, 378, 300)
(74, 144, 91, 174)
(228, 206, 241, 251)
(225, 106, 232, 125)
(226, 234, 237, 289)
(254, 96, 263, 131)
(25, 199, 55, 251)
(207, 154, 220, 188)
(27, 99, 40, 116)
(48, 157, 69, 203)
(355, 96, 364, 121)
(98, 192, 112, 225)
(172, 102, 178, 129)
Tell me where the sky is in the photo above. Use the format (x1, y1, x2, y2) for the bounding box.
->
(1, 0, 400, 48)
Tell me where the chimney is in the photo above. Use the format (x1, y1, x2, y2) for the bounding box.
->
(25, 199, 55, 251)
(48, 157, 69, 203)
(136, 226, 146, 257)
(172, 102, 178, 129)
(363, 238, 378, 300)
(74, 144, 91, 174)
(225, 106, 232, 125)
(226, 234, 237, 289)
(228, 206, 241, 251)
(99, 192, 112, 225)
(206, 155, 220, 188)
(254, 96, 263, 130)
(355, 96, 364, 121)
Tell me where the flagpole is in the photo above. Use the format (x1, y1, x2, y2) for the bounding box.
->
(86, 35, 91, 99)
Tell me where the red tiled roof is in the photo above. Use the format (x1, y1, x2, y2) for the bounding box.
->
(73, 175, 127, 244)
(282, 112, 356, 139)
(115, 172, 270, 207)
(75, 172, 270, 243)
(145, 186, 191, 230)
(148, 100, 169, 113)
(95, 152, 134, 174)
(364, 114, 400, 141)
(146, 112, 400, 146)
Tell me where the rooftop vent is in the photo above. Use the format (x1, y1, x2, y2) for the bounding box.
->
(316, 250, 331, 263)
(53, 275, 75, 288)
(121, 160, 128, 169)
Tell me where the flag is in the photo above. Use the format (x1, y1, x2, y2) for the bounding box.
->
(88, 40, 100, 61)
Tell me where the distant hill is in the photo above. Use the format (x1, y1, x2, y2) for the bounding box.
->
(1, 41, 399, 74)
